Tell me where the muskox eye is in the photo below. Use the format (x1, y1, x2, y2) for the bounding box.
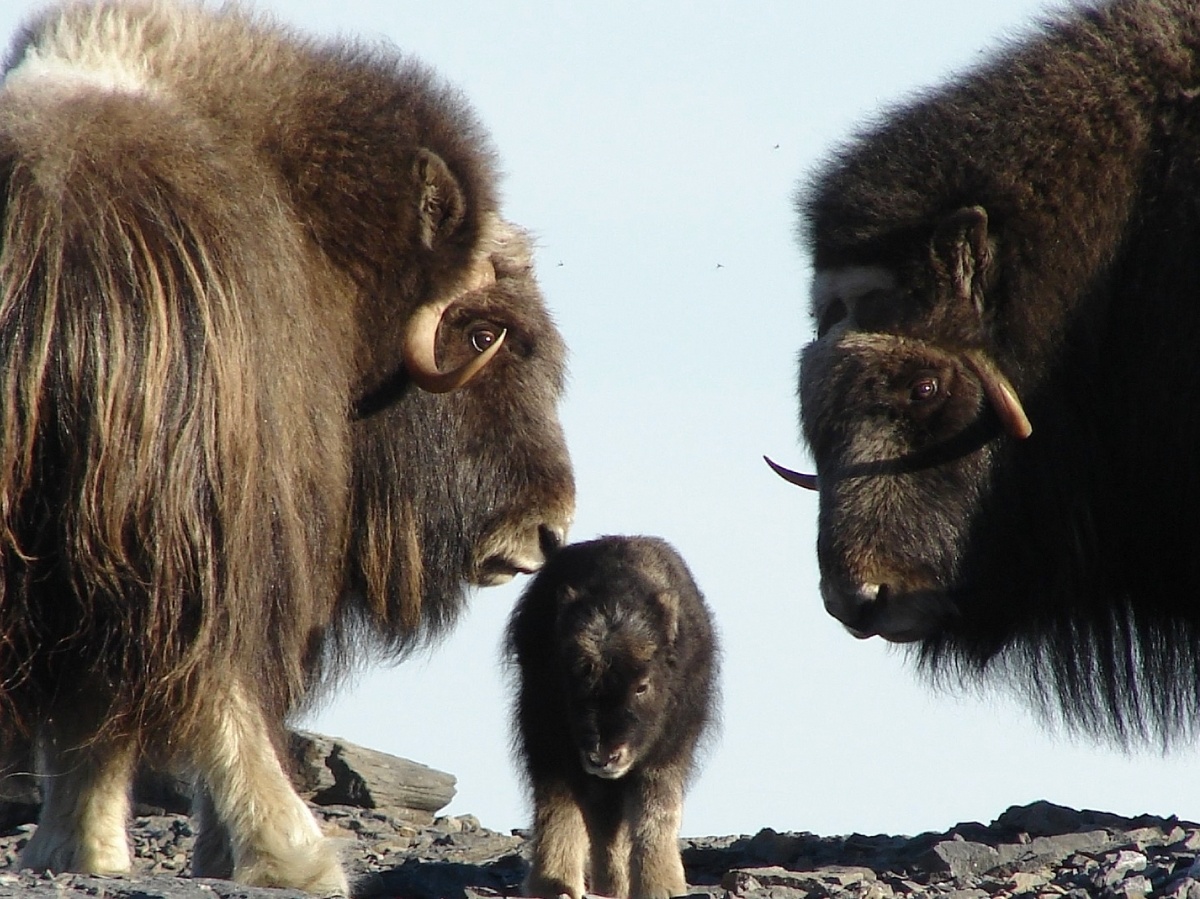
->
(634, 680, 650, 697)
(910, 377, 940, 403)
(469, 326, 499, 353)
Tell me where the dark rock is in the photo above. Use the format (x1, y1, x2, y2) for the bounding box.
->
(0, 870, 314, 898)
(994, 801, 1092, 837)
(133, 766, 195, 816)
(1162, 878, 1200, 899)
(0, 736, 37, 832)
(355, 852, 527, 899)
(746, 828, 810, 866)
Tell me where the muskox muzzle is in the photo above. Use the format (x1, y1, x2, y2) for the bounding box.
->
(819, 580, 956, 643)
(580, 742, 634, 780)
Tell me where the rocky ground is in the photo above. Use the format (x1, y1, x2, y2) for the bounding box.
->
(0, 738, 1197, 899)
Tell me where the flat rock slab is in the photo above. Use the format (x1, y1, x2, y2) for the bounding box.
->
(0, 731, 456, 830)
(290, 731, 456, 814)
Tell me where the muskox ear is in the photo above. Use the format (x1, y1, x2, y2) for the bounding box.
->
(413, 149, 466, 250)
(931, 206, 992, 317)
(655, 591, 680, 645)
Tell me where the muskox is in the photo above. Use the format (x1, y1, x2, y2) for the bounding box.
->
(770, 0, 1200, 747)
(505, 536, 719, 899)
(0, 1, 574, 892)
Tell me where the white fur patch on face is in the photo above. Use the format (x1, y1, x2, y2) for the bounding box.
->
(811, 264, 897, 308)
(4, 47, 153, 99)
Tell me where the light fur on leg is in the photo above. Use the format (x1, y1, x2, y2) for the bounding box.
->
(587, 805, 631, 899)
(525, 780, 588, 899)
(628, 774, 687, 899)
(189, 681, 347, 895)
(20, 726, 136, 875)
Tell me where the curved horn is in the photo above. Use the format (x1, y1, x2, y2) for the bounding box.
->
(963, 350, 1032, 440)
(401, 262, 504, 394)
(764, 455, 819, 490)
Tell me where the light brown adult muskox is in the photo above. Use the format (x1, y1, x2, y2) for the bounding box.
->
(506, 536, 719, 899)
(770, 1, 1200, 746)
(0, 0, 574, 892)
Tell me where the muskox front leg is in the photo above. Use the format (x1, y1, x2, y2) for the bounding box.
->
(189, 680, 347, 895)
(627, 773, 687, 899)
(20, 720, 136, 875)
(584, 791, 632, 899)
(525, 779, 589, 899)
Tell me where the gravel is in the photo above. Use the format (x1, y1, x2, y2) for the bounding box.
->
(0, 800, 1197, 899)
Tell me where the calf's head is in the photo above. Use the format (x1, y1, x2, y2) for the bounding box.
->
(555, 588, 679, 779)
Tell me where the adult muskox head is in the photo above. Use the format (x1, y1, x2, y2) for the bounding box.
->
(344, 217, 576, 654)
(770, 0, 1200, 742)
(788, 211, 1031, 645)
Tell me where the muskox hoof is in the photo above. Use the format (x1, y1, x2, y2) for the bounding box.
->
(233, 845, 349, 897)
(19, 826, 133, 878)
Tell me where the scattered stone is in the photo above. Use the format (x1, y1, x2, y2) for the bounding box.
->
(1175, 832, 1200, 853)
(1008, 869, 1051, 892)
(1163, 878, 1200, 899)
(0, 787, 1195, 899)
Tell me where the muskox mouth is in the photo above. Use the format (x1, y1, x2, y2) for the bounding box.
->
(580, 746, 633, 780)
(471, 524, 567, 587)
(474, 556, 540, 586)
(821, 580, 952, 643)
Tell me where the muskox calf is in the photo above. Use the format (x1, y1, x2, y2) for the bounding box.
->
(506, 536, 719, 899)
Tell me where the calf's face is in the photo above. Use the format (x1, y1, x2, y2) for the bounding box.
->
(557, 597, 673, 779)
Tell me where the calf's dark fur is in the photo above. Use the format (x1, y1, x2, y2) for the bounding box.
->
(506, 536, 719, 899)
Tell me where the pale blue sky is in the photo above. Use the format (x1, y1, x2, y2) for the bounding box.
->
(5, 0, 1197, 840)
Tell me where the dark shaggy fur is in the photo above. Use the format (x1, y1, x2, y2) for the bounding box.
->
(794, 0, 1200, 747)
(0, 0, 573, 891)
(506, 536, 719, 899)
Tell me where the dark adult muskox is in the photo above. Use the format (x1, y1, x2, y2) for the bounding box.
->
(506, 536, 719, 899)
(0, 0, 574, 892)
(773, 0, 1200, 746)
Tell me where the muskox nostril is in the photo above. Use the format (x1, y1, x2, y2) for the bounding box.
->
(582, 747, 611, 769)
(821, 580, 887, 636)
(539, 524, 565, 556)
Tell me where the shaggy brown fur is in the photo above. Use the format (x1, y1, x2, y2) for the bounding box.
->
(0, 0, 574, 891)
(792, 0, 1200, 745)
(506, 536, 719, 899)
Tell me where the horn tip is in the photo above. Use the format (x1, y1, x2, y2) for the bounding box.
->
(763, 455, 819, 491)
